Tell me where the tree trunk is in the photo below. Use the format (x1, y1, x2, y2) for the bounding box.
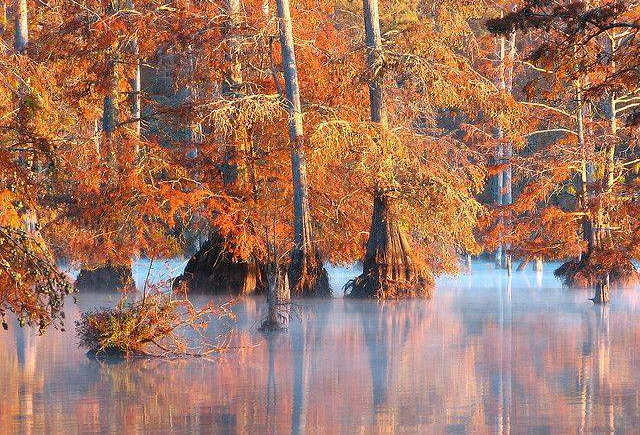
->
(347, 192, 429, 298)
(14, 0, 28, 53)
(602, 33, 618, 246)
(534, 256, 543, 272)
(1, 1, 7, 35)
(347, 0, 428, 298)
(516, 258, 529, 272)
(103, 53, 119, 164)
(495, 27, 516, 269)
(78, 4, 131, 287)
(223, 0, 242, 94)
(182, 0, 270, 295)
(131, 45, 141, 149)
(577, 80, 595, 257)
(591, 275, 610, 304)
(555, 80, 599, 287)
(275, 0, 329, 297)
(495, 140, 504, 268)
(14, 0, 36, 232)
(261, 265, 290, 330)
(220, 0, 247, 185)
(362, 0, 385, 125)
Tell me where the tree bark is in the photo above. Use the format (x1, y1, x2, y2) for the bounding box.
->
(177, 233, 267, 295)
(363, 0, 385, 125)
(275, 0, 329, 297)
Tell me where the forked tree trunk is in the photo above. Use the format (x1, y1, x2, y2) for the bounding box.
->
(275, 0, 329, 297)
(346, 0, 428, 299)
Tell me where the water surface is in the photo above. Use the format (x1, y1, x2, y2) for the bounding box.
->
(2, 261, 640, 434)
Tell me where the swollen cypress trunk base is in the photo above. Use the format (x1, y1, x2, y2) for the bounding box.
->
(555, 253, 638, 288)
(345, 192, 432, 299)
(76, 263, 133, 292)
(177, 232, 267, 295)
(289, 249, 330, 298)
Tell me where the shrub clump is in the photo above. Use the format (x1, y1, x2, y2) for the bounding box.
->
(75, 284, 235, 359)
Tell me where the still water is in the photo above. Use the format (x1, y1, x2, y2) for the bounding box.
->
(2, 261, 640, 434)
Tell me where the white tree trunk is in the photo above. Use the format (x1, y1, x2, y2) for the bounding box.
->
(275, 0, 328, 296)
(14, 0, 28, 53)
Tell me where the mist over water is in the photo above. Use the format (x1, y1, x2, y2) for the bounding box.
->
(2, 261, 640, 433)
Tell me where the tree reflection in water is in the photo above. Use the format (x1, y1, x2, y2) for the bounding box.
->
(1, 265, 640, 433)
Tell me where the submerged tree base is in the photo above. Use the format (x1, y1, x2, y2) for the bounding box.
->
(176, 233, 267, 295)
(591, 280, 611, 304)
(75, 264, 133, 292)
(260, 266, 290, 331)
(289, 249, 331, 298)
(554, 254, 639, 287)
(344, 273, 433, 299)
